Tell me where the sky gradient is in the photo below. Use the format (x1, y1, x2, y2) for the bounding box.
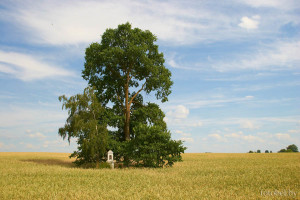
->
(0, 0, 299, 153)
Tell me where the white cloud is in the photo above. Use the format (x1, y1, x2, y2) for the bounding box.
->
(2, 0, 280, 46)
(245, 96, 254, 100)
(239, 119, 260, 129)
(191, 121, 203, 127)
(208, 134, 225, 142)
(243, 135, 263, 142)
(232, 81, 300, 92)
(240, 0, 298, 10)
(175, 130, 191, 137)
(163, 106, 205, 129)
(275, 133, 291, 140)
(43, 140, 69, 148)
(166, 105, 189, 119)
(239, 15, 260, 30)
(0, 105, 67, 128)
(0, 143, 16, 150)
(225, 131, 264, 142)
(0, 50, 74, 81)
(288, 129, 300, 134)
(185, 96, 254, 109)
(164, 116, 203, 129)
(26, 144, 34, 149)
(169, 40, 300, 72)
(225, 132, 243, 138)
(29, 132, 46, 139)
(180, 137, 194, 143)
(212, 41, 300, 72)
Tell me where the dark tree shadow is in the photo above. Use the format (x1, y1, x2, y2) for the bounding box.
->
(22, 159, 76, 168)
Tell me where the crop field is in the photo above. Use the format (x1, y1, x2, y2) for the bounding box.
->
(0, 152, 299, 199)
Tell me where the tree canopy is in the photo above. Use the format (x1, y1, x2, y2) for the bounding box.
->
(286, 144, 298, 152)
(82, 22, 173, 141)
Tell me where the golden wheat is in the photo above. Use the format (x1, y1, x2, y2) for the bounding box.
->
(0, 152, 299, 199)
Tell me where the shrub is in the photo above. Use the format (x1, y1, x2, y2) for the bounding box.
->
(278, 149, 286, 153)
(124, 124, 186, 167)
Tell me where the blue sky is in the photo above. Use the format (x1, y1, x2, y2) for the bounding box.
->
(0, 0, 299, 153)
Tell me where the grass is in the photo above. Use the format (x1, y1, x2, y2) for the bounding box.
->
(0, 152, 299, 199)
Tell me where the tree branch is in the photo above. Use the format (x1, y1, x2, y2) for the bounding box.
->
(129, 81, 146, 106)
(116, 92, 125, 112)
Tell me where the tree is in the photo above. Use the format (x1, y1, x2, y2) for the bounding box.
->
(265, 150, 269, 153)
(286, 144, 298, 152)
(278, 144, 299, 153)
(248, 150, 253, 153)
(82, 22, 172, 141)
(257, 150, 261, 153)
(278, 149, 286, 153)
(58, 87, 108, 166)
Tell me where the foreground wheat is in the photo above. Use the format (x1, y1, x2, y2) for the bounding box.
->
(0, 152, 299, 199)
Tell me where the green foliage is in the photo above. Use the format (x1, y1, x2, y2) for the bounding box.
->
(257, 150, 261, 153)
(265, 150, 269, 153)
(58, 87, 108, 165)
(82, 22, 173, 105)
(82, 22, 173, 141)
(278, 144, 298, 153)
(109, 103, 186, 167)
(270, 151, 272, 153)
(248, 150, 253, 153)
(126, 124, 186, 167)
(278, 149, 286, 153)
(286, 144, 298, 152)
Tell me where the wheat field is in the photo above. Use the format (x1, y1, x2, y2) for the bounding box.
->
(0, 152, 299, 199)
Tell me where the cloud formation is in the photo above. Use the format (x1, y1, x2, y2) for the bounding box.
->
(2, 0, 290, 46)
(239, 0, 299, 10)
(0, 50, 74, 81)
(239, 119, 260, 129)
(166, 105, 189, 119)
(239, 15, 260, 30)
(169, 40, 300, 72)
(28, 132, 46, 139)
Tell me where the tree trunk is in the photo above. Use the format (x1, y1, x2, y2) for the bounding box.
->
(124, 72, 130, 141)
(124, 107, 130, 141)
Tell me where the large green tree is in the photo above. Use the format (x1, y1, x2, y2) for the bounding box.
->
(82, 22, 173, 141)
(59, 23, 185, 167)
